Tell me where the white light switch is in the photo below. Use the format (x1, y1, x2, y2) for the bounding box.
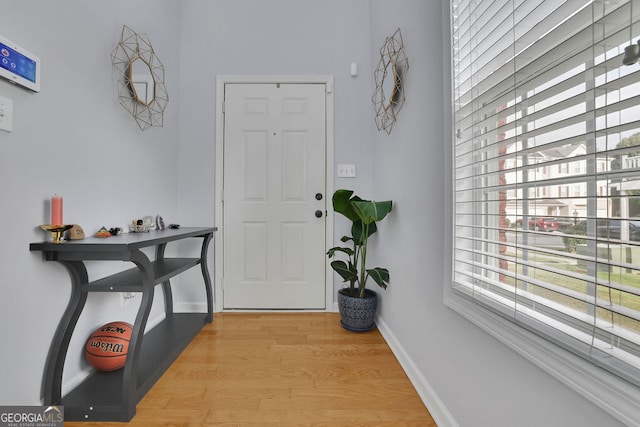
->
(337, 164, 356, 178)
(0, 96, 14, 132)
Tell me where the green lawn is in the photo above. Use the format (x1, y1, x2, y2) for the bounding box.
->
(504, 248, 640, 334)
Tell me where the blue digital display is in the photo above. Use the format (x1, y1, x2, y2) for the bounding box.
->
(0, 41, 36, 83)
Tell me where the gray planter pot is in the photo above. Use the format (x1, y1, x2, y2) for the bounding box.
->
(337, 288, 378, 332)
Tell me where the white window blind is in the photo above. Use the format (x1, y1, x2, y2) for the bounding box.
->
(452, 0, 640, 389)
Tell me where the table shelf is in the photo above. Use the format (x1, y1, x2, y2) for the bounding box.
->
(83, 258, 202, 292)
(61, 313, 208, 421)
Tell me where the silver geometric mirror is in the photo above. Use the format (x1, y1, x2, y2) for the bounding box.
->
(372, 28, 409, 135)
(111, 25, 169, 131)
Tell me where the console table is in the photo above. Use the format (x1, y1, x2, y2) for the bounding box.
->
(30, 226, 216, 421)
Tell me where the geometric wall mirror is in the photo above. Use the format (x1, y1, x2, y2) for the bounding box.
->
(372, 28, 409, 135)
(111, 25, 169, 131)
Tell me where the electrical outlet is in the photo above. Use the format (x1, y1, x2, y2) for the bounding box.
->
(337, 163, 356, 177)
(0, 96, 13, 132)
(120, 292, 136, 307)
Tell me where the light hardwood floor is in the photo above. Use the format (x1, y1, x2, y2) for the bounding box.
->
(68, 312, 436, 426)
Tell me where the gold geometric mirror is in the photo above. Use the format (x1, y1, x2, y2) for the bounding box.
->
(111, 25, 169, 131)
(372, 28, 409, 134)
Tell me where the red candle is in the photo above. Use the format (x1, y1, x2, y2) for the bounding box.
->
(51, 195, 63, 226)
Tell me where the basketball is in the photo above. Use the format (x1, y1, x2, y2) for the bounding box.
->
(84, 321, 132, 372)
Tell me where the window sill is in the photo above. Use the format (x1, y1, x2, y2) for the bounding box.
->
(444, 290, 640, 426)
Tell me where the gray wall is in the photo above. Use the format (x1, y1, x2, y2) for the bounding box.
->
(0, 1, 624, 426)
(0, 0, 184, 404)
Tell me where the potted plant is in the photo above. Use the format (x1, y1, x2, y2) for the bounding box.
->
(326, 189, 393, 331)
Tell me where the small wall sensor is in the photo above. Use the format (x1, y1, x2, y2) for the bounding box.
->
(350, 62, 358, 77)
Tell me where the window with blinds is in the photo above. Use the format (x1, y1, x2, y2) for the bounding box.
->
(451, 0, 640, 388)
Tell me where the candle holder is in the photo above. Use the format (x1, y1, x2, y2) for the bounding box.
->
(40, 225, 73, 244)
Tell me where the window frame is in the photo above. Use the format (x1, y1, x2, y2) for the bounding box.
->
(445, 1, 640, 423)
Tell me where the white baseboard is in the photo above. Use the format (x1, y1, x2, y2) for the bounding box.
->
(375, 315, 459, 427)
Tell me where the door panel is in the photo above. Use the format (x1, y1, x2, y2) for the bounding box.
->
(223, 83, 326, 309)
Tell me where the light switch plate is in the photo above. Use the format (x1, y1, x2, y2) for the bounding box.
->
(337, 163, 356, 178)
(0, 96, 14, 132)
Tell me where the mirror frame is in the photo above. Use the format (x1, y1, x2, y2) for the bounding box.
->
(127, 56, 156, 107)
(111, 25, 168, 131)
(372, 28, 409, 134)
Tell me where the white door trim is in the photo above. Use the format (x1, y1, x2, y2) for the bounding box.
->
(214, 75, 335, 312)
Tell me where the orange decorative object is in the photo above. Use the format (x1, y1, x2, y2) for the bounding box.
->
(51, 195, 63, 226)
(95, 226, 112, 238)
(84, 321, 132, 372)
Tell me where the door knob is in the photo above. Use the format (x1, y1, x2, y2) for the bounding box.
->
(315, 193, 323, 200)
(315, 210, 323, 218)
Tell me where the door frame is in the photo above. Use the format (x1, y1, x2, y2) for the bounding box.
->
(214, 75, 335, 312)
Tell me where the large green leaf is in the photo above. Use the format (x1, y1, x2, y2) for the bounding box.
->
(326, 246, 354, 258)
(332, 189, 361, 222)
(351, 220, 377, 245)
(352, 200, 393, 225)
(330, 260, 357, 282)
(366, 267, 389, 290)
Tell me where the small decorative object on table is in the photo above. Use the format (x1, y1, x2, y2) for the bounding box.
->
(131, 219, 143, 233)
(95, 226, 112, 238)
(142, 216, 155, 231)
(68, 224, 85, 240)
(129, 216, 155, 232)
(42, 193, 71, 243)
(168, 223, 180, 229)
(156, 215, 165, 230)
(40, 224, 73, 244)
(51, 195, 64, 226)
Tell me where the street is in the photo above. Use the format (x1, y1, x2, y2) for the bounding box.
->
(505, 230, 566, 249)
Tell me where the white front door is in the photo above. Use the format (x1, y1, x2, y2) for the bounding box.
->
(222, 83, 327, 309)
